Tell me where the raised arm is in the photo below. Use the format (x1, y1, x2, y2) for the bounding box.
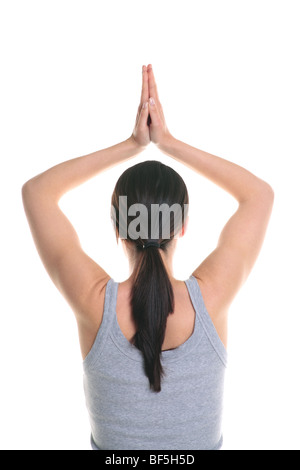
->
(147, 64, 274, 346)
(22, 65, 151, 358)
(157, 135, 274, 292)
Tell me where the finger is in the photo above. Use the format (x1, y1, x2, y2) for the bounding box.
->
(140, 65, 149, 105)
(148, 64, 165, 119)
(147, 64, 159, 103)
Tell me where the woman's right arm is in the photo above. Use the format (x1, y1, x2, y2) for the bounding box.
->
(159, 136, 274, 346)
(147, 65, 274, 343)
(158, 135, 274, 290)
(158, 136, 274, 203)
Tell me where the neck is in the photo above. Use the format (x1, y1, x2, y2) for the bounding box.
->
(125, 242, 176, 283)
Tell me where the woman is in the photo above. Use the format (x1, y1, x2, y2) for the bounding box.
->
(22, 64, 274, 450)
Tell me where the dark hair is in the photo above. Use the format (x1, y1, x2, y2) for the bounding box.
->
(111, 161, 189, 392)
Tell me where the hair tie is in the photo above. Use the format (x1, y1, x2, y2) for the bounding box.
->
(142, 241, 161, 249)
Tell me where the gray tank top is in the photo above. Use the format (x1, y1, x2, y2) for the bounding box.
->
(83, 275, 227, 450)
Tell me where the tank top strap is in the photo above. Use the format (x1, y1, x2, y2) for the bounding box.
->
(185, 275, 227, 366)
(83, 278, 118, 370)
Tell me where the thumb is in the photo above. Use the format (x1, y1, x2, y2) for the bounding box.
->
(137, 100, 149, 127)
(148, 97, 161, 127)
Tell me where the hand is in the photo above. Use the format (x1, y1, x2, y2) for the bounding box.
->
(147, 64, 172, 146)
(131, 65, 151, 148)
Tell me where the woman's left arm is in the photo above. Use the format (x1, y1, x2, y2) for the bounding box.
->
(21, 138, 143, 318)
(23, 137, 144, 203)
(21, 66, 151, 326)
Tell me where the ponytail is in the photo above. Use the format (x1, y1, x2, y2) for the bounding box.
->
(111, 160, 189, 393)
(131, 244, 174, 393)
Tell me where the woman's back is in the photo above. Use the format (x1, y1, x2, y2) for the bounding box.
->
(117, 277, 199, 352)
(83, 276, 227, 451)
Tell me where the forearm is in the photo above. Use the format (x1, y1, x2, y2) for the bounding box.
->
(23, 137, 144, 202)
(158, 136, 272, 203)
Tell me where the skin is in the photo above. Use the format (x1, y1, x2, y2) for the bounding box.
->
(22, 64, 274, 359)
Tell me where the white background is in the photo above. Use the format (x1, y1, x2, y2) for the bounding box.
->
(1, 0, 299, 450)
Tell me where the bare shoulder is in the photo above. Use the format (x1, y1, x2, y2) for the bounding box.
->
(77, 275, 111, 360)
(192, 187, 274, 345)
(192, 274, 228, 349)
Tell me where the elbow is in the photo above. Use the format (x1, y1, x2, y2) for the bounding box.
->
(256, 181, 275, 212)
(21, 178, 38, 203)
(241, 181, 275, 208)
(22, 182, 31, 207)
(263, 182, 275, 203)
(22, 180, 32, 197)
(256, 179, 275, 203)
(22, 176, 59, 206)
(22, 181, 30, 199)
(22, 174, 43, 194)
